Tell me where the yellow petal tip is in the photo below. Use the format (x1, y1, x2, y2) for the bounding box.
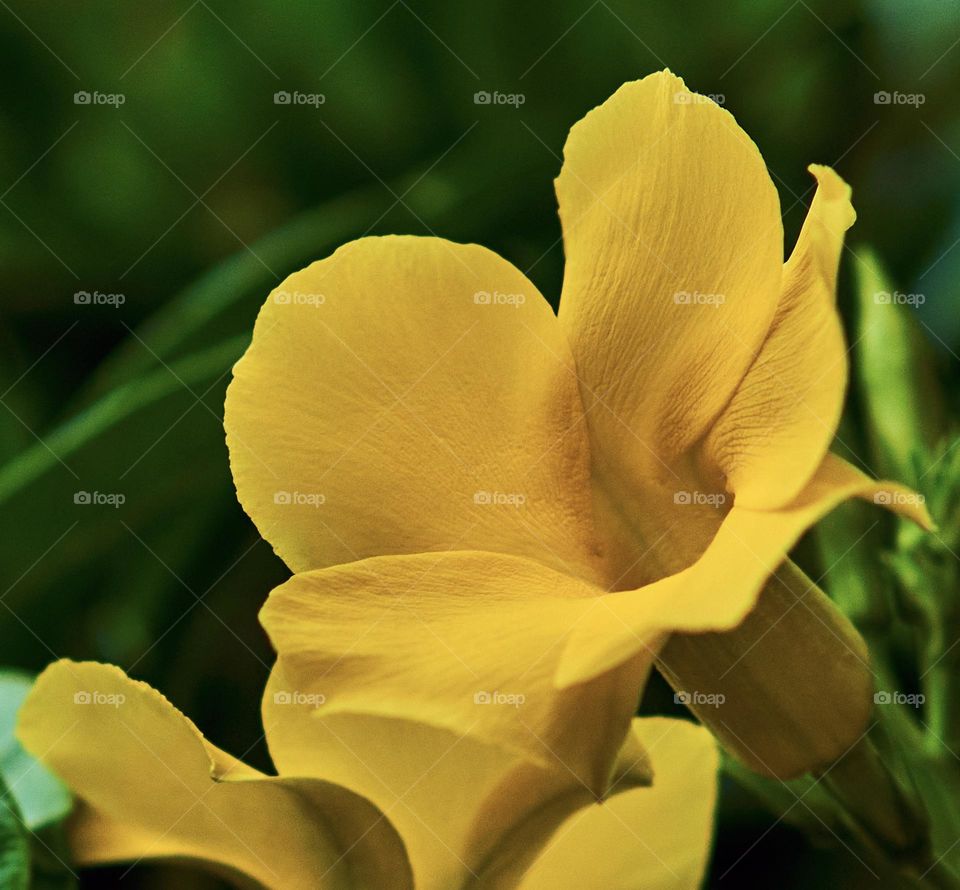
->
(807, 163, 856, 229)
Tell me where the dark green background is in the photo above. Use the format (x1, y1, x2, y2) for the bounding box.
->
(2, 1, 959, 886)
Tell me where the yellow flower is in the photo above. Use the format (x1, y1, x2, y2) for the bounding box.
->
(17, 660, 718, 889)
(225, 67, 930, 789)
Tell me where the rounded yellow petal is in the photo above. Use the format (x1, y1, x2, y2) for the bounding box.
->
(16, 661, 412, 890)
(225, 235, 601, 580)
(702, 165, 856, 508)
(264, 662, 652, 890)
(515, 718, 718, 890)
(259, 551, 651, 798)
(556, 70, 783, 490)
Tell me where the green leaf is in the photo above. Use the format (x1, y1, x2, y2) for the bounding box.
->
(0, 774, 29, 890)
(854, 246, 947, 485)
(0, 338, 245, 506)
(0, 673, 71, 831)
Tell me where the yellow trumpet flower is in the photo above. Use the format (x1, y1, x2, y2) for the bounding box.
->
(225, 68, 929, 797)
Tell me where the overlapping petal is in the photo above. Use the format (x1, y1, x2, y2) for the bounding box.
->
(225, 236, 603, 582)
(702, 165, 856, 508)
(259, 551, 651, 798)
(265, 663, 523, 890)
(16, 661, 413, 890)
(556, 70, 784, 491)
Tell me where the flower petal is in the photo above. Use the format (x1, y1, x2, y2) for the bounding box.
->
(263, 662, 651, 890)
(225, 235, 601, 580)
(556, 70, 783, 486)
(558, 452, 932, 689)
(514, 718, 717, 890)
(259, 551, 651, 798)
(16, 661, 412, 890)
(702, 165, 856, 509)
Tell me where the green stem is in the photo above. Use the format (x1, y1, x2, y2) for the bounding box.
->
(820, 738, 927, 862)
(925, 656, 960, 757)
(764, 733, 960, 888)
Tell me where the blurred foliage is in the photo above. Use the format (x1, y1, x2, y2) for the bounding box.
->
(0, 674, 71, 832)
(2, 0, 960, 887)
(0, 673, 74, 889)
(0, 775, 29, 890)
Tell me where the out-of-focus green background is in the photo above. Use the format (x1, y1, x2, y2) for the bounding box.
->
(1, 0, 958, 886)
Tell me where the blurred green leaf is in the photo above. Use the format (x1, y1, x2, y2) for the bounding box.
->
(854, 247, 947, 484)
(0, 339, 244, 506)
(0, 774, 29, 890)
(78, 184, 389, 401)
(722, 754, 848, 845)
(0, 673, 71, 831)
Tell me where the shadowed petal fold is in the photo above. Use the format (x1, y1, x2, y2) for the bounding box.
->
(514, 718, 717, 890)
